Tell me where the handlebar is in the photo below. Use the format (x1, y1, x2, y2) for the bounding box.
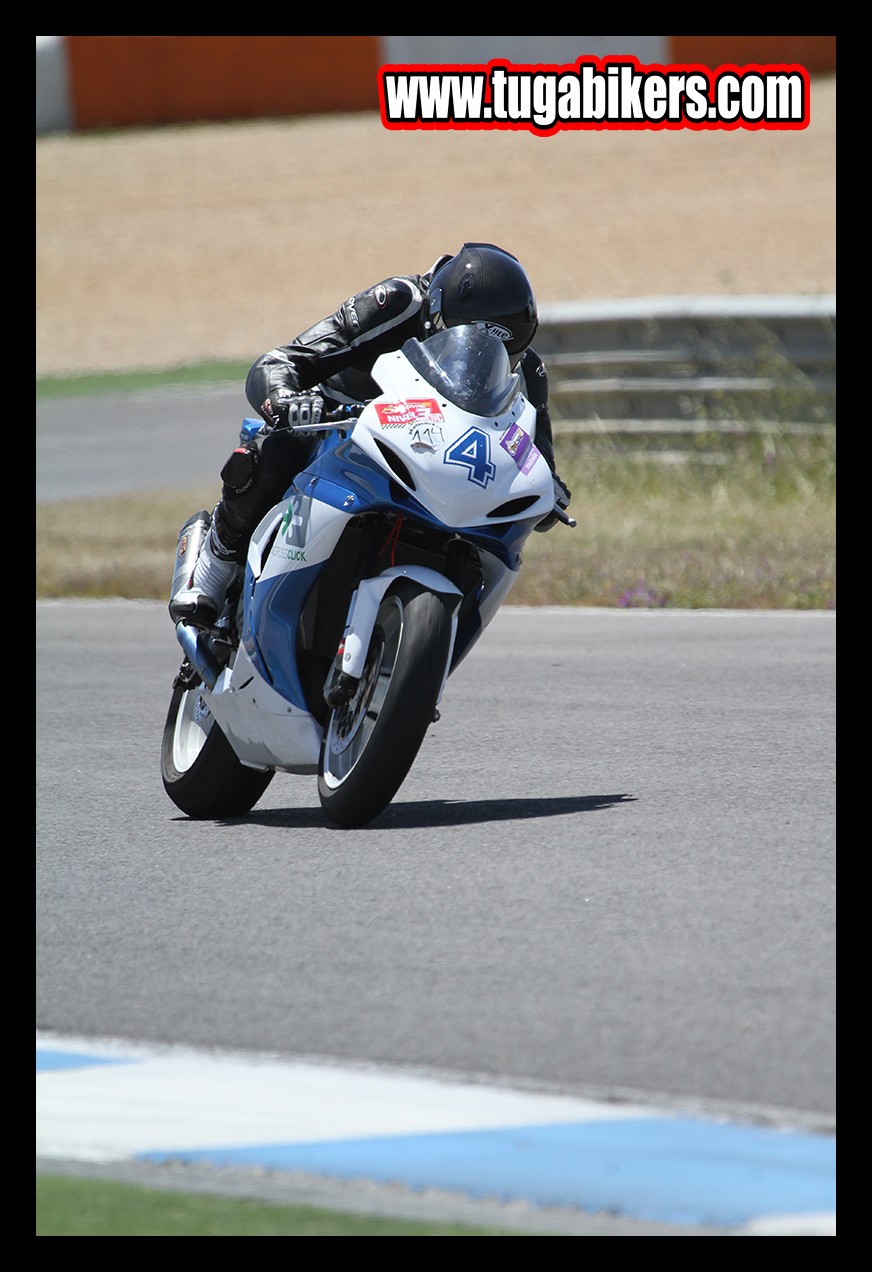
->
(286, 404, 365, 436)
(323, 404, 366, 423)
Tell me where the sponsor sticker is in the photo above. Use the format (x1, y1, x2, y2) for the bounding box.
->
(278, 493, 311, 548)
(375, 399, 445, 428)
(500, 423, 540, 474)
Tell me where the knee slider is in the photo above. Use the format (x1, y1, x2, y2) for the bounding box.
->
(220, 445, 259, 496)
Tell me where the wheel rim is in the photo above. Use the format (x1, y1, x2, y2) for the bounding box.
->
(321, 595, 403, 789)
(172, 685, 215, 773)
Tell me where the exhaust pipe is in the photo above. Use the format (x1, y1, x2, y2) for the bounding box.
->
(175, 622, 220, 690)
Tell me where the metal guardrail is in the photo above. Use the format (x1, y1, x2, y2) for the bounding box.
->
(535, 295, 836, 434)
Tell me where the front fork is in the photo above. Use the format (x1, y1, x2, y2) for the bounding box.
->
(322, 566, 463, 707)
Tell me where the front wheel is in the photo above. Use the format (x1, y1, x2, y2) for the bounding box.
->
(318, 580, 455, 828)
(161, 666, 274, 819)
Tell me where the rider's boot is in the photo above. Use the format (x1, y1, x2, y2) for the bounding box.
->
(170, 521, 240, 628)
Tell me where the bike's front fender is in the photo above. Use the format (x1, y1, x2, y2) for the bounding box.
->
(342, 566, 463, 685)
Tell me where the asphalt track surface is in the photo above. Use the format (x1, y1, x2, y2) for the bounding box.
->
(36, 390, 836, 1235)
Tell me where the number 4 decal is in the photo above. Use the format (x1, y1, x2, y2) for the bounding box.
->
(444, 428, 495, 487)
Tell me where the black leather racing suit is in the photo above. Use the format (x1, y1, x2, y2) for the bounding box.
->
(211, 260, 559, 555)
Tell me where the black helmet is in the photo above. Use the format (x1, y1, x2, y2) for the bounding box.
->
(423, 243, 539, 359)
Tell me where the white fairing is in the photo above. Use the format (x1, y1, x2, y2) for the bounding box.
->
(350, 347, 554, 528)
(250, 491, 353, 582)
(205, 643, 323, 773)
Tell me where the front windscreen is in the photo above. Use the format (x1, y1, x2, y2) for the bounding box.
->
(402, 326, 521, 416)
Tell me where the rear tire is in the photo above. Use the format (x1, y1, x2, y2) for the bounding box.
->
(161, 669, 274, 819)
(318, 580, 454, 828)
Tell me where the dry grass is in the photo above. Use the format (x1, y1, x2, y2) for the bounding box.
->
(36, 489, 216, 601)
(36, 431, 835, 610)
(510, 431, 835, 609)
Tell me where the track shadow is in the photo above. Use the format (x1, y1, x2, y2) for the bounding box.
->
(219, 792, 636, 831)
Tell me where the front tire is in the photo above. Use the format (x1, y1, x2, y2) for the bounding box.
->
(318, 580, 454, 828)
(161, 667, 274, 819)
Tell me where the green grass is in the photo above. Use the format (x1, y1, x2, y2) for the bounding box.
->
(35, 1173, 527, 1237)
(36, 360, 252, 399)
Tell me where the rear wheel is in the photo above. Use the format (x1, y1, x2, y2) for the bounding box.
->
(318, 580, 454, 828)
(161, 665, 274, 819)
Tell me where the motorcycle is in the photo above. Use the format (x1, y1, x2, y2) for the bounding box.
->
(160, 324, 574, 828)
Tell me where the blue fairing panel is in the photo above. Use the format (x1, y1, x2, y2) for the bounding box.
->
(245, 564, 322, 709)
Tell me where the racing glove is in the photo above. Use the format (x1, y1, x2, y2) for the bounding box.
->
(535, 473, 572, 533)
(260, 388, 324, 431)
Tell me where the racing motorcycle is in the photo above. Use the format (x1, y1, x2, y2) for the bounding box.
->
(160, 324, 574, 829)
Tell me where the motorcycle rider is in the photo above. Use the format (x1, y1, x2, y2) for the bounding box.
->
(170, 242, 572, 628)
